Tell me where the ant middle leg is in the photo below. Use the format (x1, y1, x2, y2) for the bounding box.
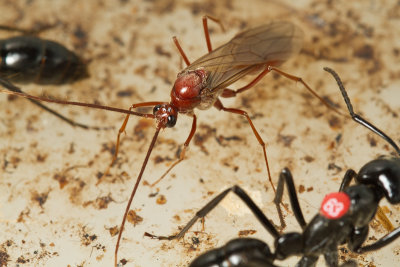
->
(145, 184, 280, 241)
(220, 66, 344, 116)
(150, 114, 197, 187)
(355, 226, 400, 253)
(274, 168, 307, 229)
(202, 15, 225, 52)
(213, 98, 275, 192)
(172, 15, 225, 67)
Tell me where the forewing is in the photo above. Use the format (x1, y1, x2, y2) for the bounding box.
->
(184, 21, 303, 91)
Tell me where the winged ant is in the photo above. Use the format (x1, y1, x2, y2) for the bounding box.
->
(0, 17, 343, 266)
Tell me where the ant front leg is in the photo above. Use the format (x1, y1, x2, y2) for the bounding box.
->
(173, 15, 225, 67)
(150, 114, 197, 186)
(274, 168, 307, 229)
(201, 15, 225, 52)
(97, 101, 165, 185)
(213, 99, 275, 192)
(172, 37, 191, 67)
(145, 184, 280, 240)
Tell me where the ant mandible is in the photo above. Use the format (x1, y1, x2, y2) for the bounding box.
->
(145, 67, 400, 267)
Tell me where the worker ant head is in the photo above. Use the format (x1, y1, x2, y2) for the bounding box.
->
(357, 157, 400, 204)
(153, 104, 178, 128)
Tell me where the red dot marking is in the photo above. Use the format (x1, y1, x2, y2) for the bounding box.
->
(320, 192, 350, 219)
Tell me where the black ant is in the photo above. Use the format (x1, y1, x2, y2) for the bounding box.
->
(145, 67, 400, 267)
(0, 24, 91, 129)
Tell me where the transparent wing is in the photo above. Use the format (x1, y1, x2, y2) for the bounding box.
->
(183, 21, 303, 92)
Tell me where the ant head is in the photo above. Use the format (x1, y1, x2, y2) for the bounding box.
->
(153, 104, 178, 128)
(357, 156, 400, 204)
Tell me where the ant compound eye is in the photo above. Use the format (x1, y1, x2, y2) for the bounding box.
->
(166, 115, 177, 128)
(153, 105, 161, 115)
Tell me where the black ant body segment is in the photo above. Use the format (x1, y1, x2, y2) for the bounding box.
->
(145, 68, 400, 267)
(0, 35, 88, 84)
(0, 24, 93, 129)
(0, 24, 88, 84)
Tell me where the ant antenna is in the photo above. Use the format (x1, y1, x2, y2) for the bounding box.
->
(324, 67, 400, 156)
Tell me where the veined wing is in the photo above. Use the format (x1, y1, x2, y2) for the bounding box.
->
(183, 21, 303, 92)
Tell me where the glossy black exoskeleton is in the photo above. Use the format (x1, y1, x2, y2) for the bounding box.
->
(145, 68, 400, 267)
(0, 25, 92, 129)
(0, 35, 88, 84)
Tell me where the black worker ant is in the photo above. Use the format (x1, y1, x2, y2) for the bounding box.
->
(0, 24, 88, 84)
(0, 24, 92, 129)
(145, 67, 400, 267)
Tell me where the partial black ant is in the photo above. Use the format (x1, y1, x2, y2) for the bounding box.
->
(0, 24, 91, 129)
(0, 24, 88, 84)
(145, 67, 400, 267)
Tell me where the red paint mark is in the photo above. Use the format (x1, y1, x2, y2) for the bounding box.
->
(320, 192, 350, 219)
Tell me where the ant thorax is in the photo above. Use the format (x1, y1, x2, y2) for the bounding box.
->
(320, 192, 350, 220)
(170, 68, 209, 112)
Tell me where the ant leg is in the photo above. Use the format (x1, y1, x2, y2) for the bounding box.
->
(145, 185, 280, 240)
(0, 78, 98, 130)
(323, 250, 339, 267)
(274, 168, 307, 229)
(347, 225, 369, 253)
(150, 114, 197, 186)
(213, 99, 275, 192)
(355, 226, 400, 253)
(338, 169, 357, 191)
(269, 66, 343, 116)
(221, 66, 343, 116)
(220, 67, 272, 98)
(173, 36, 191, 66)
(324, 67, 400, 156)
(202, 15, 225, 52)
(296, 256, 319, 267)
(96, 101, 165, 185)
(172, 15, 224, 67)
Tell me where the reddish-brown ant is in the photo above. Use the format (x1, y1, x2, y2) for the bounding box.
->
(0, 16, 342, 266)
